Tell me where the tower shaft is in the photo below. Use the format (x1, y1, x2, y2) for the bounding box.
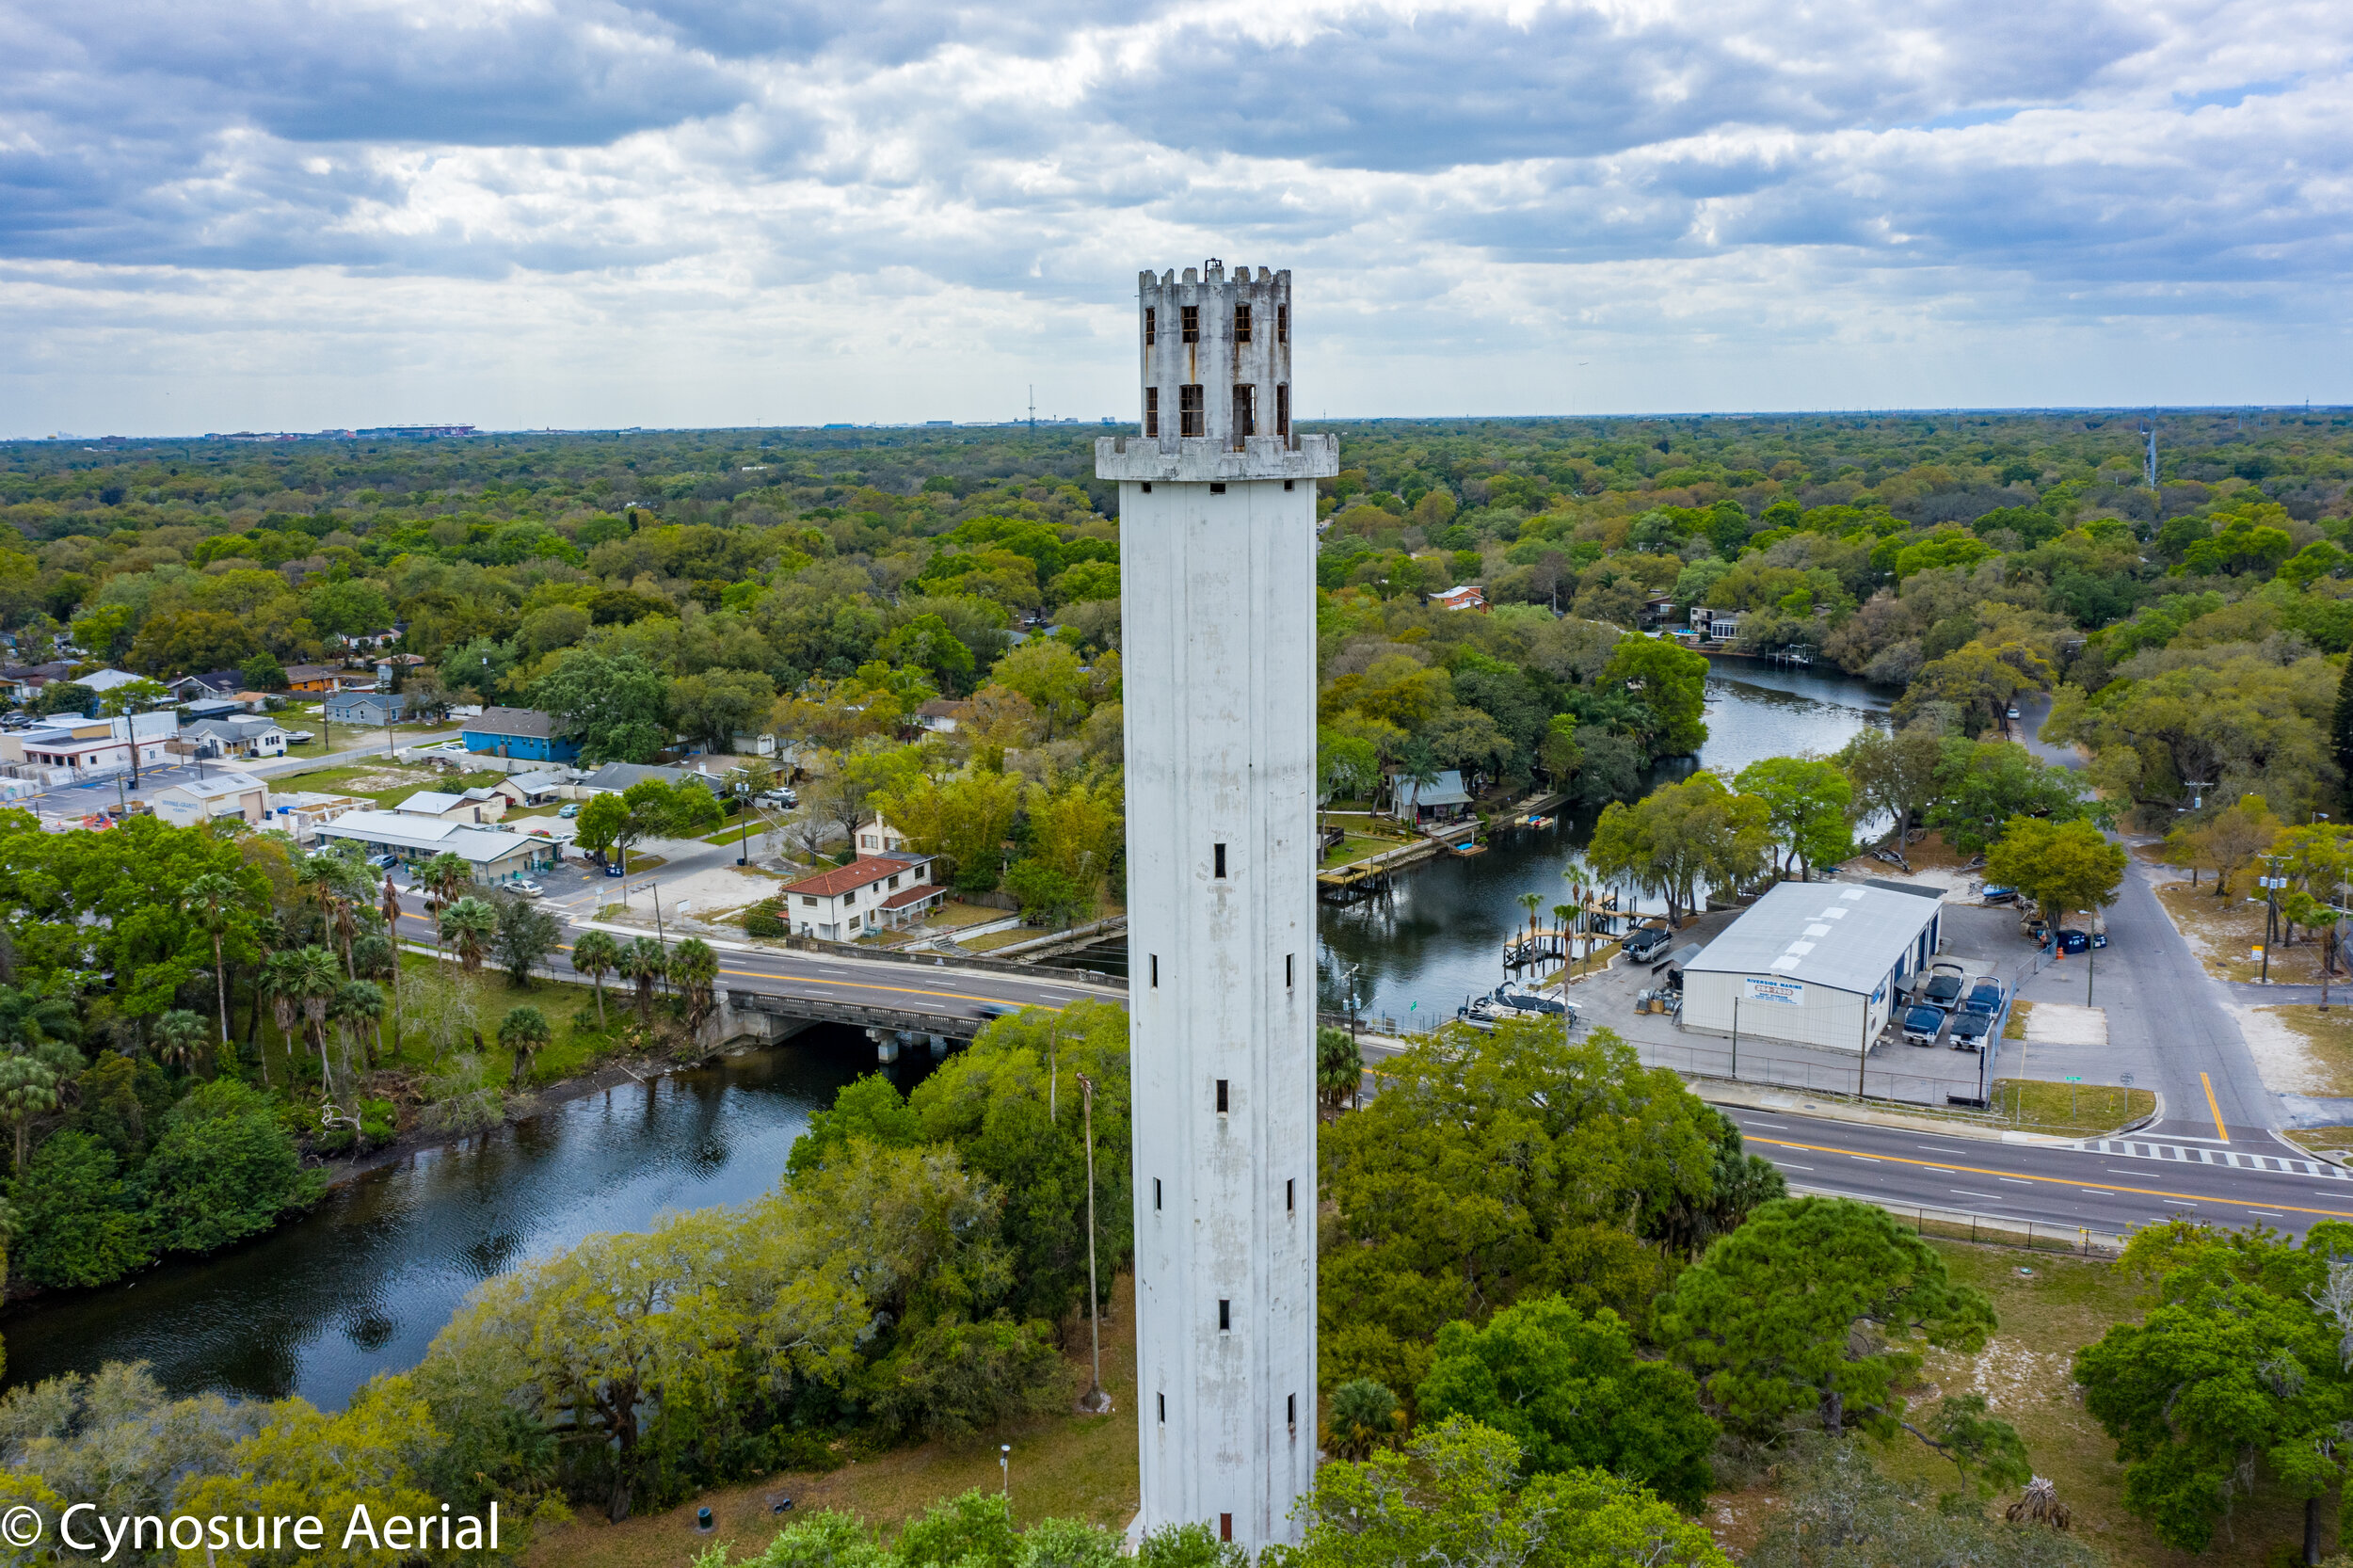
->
(1102, 261, 1337, 1552)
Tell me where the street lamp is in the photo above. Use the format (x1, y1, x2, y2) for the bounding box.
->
(734, 780, 752, 867)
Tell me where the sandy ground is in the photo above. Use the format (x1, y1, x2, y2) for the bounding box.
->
(600, 861, 784, 931)
(2227, 1002, 2337, 1096)
(2022, 1001, 2107, 1047)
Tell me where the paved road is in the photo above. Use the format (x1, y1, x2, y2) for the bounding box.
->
(1721, 1104, 2353, 1240)
(389, 898, 1102, 1028)
(2008, 684, 2281, 1137)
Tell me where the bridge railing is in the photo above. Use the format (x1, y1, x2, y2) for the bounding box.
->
(726, 987, 977, 1037)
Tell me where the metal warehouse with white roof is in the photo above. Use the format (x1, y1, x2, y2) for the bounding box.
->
(1679, 879, 1946, 1053)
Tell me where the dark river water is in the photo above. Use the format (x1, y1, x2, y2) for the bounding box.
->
(7, 660, 1889, 1411)
(1315, 660, 1896, 1024)
(3, 1028, 920, 1409)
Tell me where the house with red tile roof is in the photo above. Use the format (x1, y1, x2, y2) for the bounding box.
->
(778, 853, 943, 940)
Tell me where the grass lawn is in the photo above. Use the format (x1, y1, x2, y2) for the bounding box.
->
(2281, 1126, 2353, 1162)
(1986, 1078, 2157, 1136)
(2004, 998, 2032, 1040)
(249, 950, 622, 1098)
(2154, 878, 2334, 985)
(526, 1277, 1142, 1568)
(962, 927, 1038, 953)
(1319, 833, 1396, 869)
(269, 761, 515, 809)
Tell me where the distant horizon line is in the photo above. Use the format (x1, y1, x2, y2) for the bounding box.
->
(7, 402, 2348, 446)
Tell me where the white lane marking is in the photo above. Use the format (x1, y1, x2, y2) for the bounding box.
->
(2247, 1209, 2285, 1217)
(1849, 1155, 1881, 1162)
(1917, 1144, 1973, 1154)
(1744, 1122, 1790, 1130)
(1924, 1165, 1956, 1173)
(2164, 1200, 2198, 1207)
(1999, 1177, 2034, 1186)
(2108, 1169, 2157, 1178)
(1778, 1163, 1816, 1171)
(2080, 1189, 2114, 1195)
(1950, 1190, 2004, 1200)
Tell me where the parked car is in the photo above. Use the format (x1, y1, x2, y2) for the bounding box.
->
(1901, 1004, 1946, 1045)
(2007, 706, 2021, 720)
(1948, 1010, 1993, 1050)
(510, 880, 544, 898)
(1622, 926, 1673, 962)
(558, 803, 580, 818)
(365, 853, 398, 871)
(1961, 978, 2004, 1016)
(1921, 961, 1967, 1010)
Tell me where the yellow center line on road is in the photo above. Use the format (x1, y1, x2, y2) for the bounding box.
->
(1746, 1136, 2353, 1222)
(2201, 1072, 2230, 1143)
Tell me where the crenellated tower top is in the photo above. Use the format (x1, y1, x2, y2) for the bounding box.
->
(1096, 259, 1338, 483)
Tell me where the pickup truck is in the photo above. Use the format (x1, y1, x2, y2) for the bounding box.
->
(1900, 1004, 1945, 1046)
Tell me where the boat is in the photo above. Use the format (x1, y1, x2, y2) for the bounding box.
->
(1525, 814, 1555, 828)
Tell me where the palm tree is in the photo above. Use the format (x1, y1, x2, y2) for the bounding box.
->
(257, 950, 304, 1088)
(622, 937, 668, 1028)
(499, 1005, 552, 1087)
(328, 980, 385, 1101)
(183, 872, 240, 1048)
(570, 930, 621, 1032)
(670, 938, 719, 1032)
(1516, 889, 1543, 946)
(440, 897, 499, 974)
(420, 854, 472, 956)
(153, 1009, 211, 1077)
(0, 1055, 60, 1173)
(0, 985, 79, 1060)
(378, 874, 406, 1054)
(290, 946, 344, 1089)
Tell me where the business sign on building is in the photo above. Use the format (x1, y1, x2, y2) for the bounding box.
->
(1744, 977, 1806, 1006)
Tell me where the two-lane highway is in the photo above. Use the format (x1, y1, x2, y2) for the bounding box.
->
(1721, 1104, 2353, 1240)
(387, 900, 1112, 1028)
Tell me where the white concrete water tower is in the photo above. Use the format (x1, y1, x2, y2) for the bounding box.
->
(1098, 262, 1337, 1551)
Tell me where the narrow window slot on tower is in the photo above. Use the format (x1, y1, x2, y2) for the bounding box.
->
(1218, 1300, 1231, 1332)
(1234, 303, 1252, 343)
(1213, 842, 1226, 878)
(1215, 1079, 1229, 1113)
(1287, 1177, 1295, 1211)
(1284, 479, 1294, 491)
(1141, 482, 1151, 492)
(1150, 953, 1159, 987)
(1179, 384, 1204, 437)
(1209, 483, 1225, 494)
(1220, 1515, 1233, 1543)
(1144, 387, 1159, 438)
(1233, 384, 1256, 444)
(1181, 305, 1200, 344)
(1277, 304, 1288, 344)
(1158, 1393, 1165, 1423)
(1276, 382, 1289, 440)
(1288, 1394, 1297, 1432)
(1154, 1176, 1162, 1209)
(1286, 953, 1294, 988)
(1144, 307, 1157, 345)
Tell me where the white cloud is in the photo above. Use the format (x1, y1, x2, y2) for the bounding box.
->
(2, 0, 2348, 433)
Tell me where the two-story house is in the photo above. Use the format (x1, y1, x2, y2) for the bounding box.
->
(777, 854, 942, 940)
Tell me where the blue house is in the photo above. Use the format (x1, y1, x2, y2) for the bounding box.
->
(460, 706, 579, 763)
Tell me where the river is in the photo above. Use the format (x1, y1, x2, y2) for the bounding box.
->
(1315, 660, 1896, 1024)
(2, 1028, 914, 1409)
(7, 662, 1889, 1410)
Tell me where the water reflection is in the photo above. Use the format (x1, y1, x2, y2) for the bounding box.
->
(4, 1028, 907, 1409)
(1316, 663, 1896, 1022)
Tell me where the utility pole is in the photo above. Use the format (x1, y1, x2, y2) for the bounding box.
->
(2258, 853, 2290, 984)
(1075, 1069, 1109, 1413)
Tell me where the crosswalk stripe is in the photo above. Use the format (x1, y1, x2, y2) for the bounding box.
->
(2076, 1139, 2345, 1178)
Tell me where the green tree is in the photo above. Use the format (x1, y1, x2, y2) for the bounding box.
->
(8, 1130, 148, 1287)
(532, 648, 671, 764)
(152, 1007, 210, 1076)
(669, 667, 776, 755)
(1317, 1025, 1362, 1112)
(1321, 1020, 1722, 1400)
(1982, 817, 2128, 933)
(2073, 1219, 2353, 1557)
(0, 1054, 62, 1175)
(1417, 1296, 1718, 1511)
(1660, 1196, 1999, 1438)
(492, 892, 563, 986)
(182, 871, 241, 1048)
(1837, 720, 1951, 851)
(1327, 1377, 1401, 1459)
(2335, 652, 2353, 788)
(622, 936, 667, 1026)
(988, 640, 1091, 735)
(440, 896, 499, 974)
(1733, 757, 1854, 879)
(1289, 1416, 1732, 1568)
(670, 937, 719, 1032)
(144, 1079, 328, 1254)
(1586, 773, 1770, 923)
(570, 928, 622, 1032)
(498, 1004, 552, 1086)
(241, 649, 289, 691)
(1598, 635, 1710, 757)
(1928, 739, 2105, 856)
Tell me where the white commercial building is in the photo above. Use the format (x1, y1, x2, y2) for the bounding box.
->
(152, 772, 269, 829)
(1679, 879, 1946, 1052)
(312, 809, 552, 883)
(1104, 261, 1337, 1553)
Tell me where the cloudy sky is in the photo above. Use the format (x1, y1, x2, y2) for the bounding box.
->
(5, 0, 2349, 435)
